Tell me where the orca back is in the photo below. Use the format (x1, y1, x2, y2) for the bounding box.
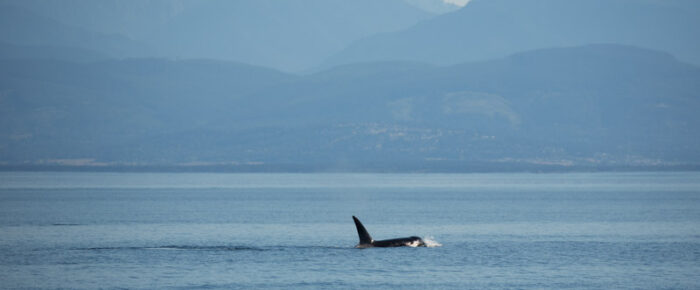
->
(372, 236, 425, 247)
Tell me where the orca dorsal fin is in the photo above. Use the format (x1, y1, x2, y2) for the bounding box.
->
(353, 216, 373, 245)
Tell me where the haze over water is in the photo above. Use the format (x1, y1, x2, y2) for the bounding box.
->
(1, 172, 698, 289)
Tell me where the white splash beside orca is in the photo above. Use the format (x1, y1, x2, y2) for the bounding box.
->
(352, 216, 426, 248)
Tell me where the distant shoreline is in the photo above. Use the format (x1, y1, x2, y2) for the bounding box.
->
(1, 163, 698, 174)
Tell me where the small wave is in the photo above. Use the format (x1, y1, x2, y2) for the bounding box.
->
(79, 245, 351, 252)
(160, 245, 266, 251)
(51, 223, 81, 226)
(423, 236, 443, 247)
(82, 245, 266, 252)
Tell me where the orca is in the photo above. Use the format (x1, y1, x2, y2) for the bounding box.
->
(352, 216, 426, 248)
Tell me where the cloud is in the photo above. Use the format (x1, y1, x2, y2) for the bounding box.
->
(443, 0, 470, 7)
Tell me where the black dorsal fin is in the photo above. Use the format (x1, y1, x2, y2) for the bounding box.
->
(353, 216, 373, 245)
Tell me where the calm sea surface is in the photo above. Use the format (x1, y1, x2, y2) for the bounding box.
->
(0, 172, 699, 289)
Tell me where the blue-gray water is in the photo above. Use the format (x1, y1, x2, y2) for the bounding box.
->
(1, 172, 699, 289)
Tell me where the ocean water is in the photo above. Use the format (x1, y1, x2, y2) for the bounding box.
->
(0, 172, 699, 289)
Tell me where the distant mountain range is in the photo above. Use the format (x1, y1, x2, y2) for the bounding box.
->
(2, 44, 698, 171)
(5, 0, 699, 72)
(1, 0, 698, 171)
(320, 0, 700, 70)
(0, 5, 149, 59)
(0, 0, 433, 72)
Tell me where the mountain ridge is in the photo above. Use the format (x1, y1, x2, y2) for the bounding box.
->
(320, 0, 700, 69)
(1, 44, 698, 171)
(0, 0, 435, 72)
